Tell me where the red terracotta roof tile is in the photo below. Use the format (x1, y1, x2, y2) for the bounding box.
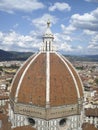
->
(85, 108, 98, 117)
(50, 53, 78, 106)
(10, 52, 83, 107)
(0, 113, 11, 130)
(18, 53, 46, 107)
(82, 123, 97, 130)
(62, 55, 83, 97)
(10, 54, 36, 99)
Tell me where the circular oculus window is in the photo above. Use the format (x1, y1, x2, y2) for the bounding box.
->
(28, 118, 35, 126)
(59, 118, 67, 126)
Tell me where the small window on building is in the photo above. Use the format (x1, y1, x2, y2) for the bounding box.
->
(28, 118, 35, 126)
(59, 118, 66, 126)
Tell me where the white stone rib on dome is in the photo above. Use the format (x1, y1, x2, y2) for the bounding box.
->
(46, 51, 50, 107)
(10, 53, 37, 93)
(15, 52, 41, 101)
(61, 54, 84, 93)
(56, 52, 80, 98)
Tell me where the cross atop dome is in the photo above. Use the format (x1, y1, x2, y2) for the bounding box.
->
(44, 20, 53, 36)
(47, 19, 50, 28)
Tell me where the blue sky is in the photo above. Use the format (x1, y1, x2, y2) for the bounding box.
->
(0, 0, 98, 55)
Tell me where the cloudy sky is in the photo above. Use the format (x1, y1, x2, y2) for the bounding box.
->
(0, 0, 98, 55)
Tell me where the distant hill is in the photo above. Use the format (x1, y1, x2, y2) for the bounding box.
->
(0, 49, 33, 61)
(65, 55, 98, 62)
(0, 49, 98, 62)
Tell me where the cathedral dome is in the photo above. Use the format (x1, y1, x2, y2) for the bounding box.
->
(10, 52, 83, 107)
(10, 21, 83, 120)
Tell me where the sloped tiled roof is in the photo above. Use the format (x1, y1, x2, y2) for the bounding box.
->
(10, 52, 83, 107)
(82, 123, 97, 130)
(85, 108, 98, 117)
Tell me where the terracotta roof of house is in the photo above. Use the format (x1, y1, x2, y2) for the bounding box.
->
(85, 108, 98, 117)
(10, 52, 83, 107)
(0, 95, 9, 100)
(0, 113, 11, 130)
(82, 123, 97, 130)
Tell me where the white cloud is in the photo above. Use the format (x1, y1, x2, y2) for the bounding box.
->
(60, 43, 73, 52)
(61, 24, 76, 34)
(0, 29, 84, 54)
(0, 0, 45, 13)
(55, 33, 72, 43)
(86, 34, 98, 54)
(85, 0, 98, 3)
(70, 8, 98, 32)
(49, 2, 71, 12)
(88, 35, 98, 49)
(54, 33, 73, 52)
(83, 29, 97, 35)
(65, 7, 98, 54)
(56, 41, 83, 53)
(59, 7, 98, 54)
(77, 45, 83, 50)
(0, 32, 3, 40)
(0, 31, 41, 52)
(54, 33, 83, 53)
(3, 31, 18, 44)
